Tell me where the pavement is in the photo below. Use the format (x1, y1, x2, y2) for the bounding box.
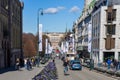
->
(0, 63, 48, 80)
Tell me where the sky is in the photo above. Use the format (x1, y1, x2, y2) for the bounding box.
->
(23, 0, 84, 35)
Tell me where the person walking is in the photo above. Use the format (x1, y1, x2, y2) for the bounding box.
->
(15, 58, 20, 70)
(113, 59, 118, 71)
(63, 58, 69, 75)
(27, 58, 31, 70)
(24, 58, 27, 69)
(107, 58, 112, 69)
(89, 59, 94, 70)
(118, 60, 120, 70)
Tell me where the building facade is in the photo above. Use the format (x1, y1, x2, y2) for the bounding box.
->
(0, 0, 23, 69)
(72, 0, 95, 58)
(44, 32, 65, 49)
(73, 0, 120, 63)
(92, 0, 120, 63)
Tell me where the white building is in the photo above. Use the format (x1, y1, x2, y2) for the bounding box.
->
(72, 0, 96, 58)
(92, 0, 120, 63)
(43, 32, 65, 49)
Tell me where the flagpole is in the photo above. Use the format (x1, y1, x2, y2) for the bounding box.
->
(37, 8, 43, 66)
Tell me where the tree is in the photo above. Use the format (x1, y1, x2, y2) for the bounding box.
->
(22, 33, 36, 58)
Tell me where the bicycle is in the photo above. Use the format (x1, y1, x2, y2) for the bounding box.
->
(64, 66, 68, 75)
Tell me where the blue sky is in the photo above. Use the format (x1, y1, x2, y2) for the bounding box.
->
(23, 0, 84, 35)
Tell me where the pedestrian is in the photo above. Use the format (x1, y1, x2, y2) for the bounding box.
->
(24, 58, 27, 69)
(27, 58, 31, 70)
(89, 59, 94, 70)
(118, 60, 120, 70)
(113, 59, 118, 71)
(53, 59, 55, 63)
(107, 58, 112, 69)
(63, 58, 68, 75)
(15, 58, 20, 70)
(61, 56, 65, 62)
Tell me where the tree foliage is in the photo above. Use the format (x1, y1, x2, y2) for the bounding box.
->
(22, 33, 36, 58)
(22, 32, 51, 58)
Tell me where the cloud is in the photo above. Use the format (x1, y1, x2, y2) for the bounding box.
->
(44, 8, 58, 14)
(69, 6, 80, 13)
(57, 6, 65, 10)
(44, 6, 65, 14)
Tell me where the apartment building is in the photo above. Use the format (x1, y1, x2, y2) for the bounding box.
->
(72, 0, 95, 58)
(92, 0, 120, 63)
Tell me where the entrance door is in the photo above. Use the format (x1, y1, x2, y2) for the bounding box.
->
(103, 52, 114, 62)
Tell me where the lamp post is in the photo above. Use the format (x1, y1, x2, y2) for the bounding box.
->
(37, 8, 43, 66)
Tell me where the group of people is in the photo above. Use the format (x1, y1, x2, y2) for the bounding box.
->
(24, 57, 40, 70)
(106, 58, 120, 70)
(15, 57, 40, 71)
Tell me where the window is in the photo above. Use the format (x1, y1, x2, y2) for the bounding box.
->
(112, 9, 116, 21)
(106, 9, 116, 23)
(107, 12, 112, 23)
(105, 37, 115, 50)
(106, 25, 115, 35)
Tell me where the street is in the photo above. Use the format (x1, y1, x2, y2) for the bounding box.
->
(0, 58, 119, 80)
(55, 58, 118, 80)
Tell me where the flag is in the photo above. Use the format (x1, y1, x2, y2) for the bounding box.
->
(45, 39, 48, 54)
(72, 37, 75, 54)
(88, 22, 92, 52)
(39, 24, 42, 51)
(65, 41, 69, 53)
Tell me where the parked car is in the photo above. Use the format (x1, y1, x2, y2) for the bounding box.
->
(69, 60, 82, 70)
(69, 60, 74, 66)
(84, 58, 90, 67)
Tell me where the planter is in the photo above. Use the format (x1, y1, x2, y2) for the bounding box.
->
(32, 62, 58, 80)
(106, 69, 115, 75)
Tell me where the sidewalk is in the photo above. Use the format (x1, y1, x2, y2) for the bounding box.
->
(0, 64, 47, 80)
(83, 63, 120, 77)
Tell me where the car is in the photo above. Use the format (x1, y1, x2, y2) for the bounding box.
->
(84, 58, 90, 67)
(69, 60, 82, 70)
(69, 60, 74, 66)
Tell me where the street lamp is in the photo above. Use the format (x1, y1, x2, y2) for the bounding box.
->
(37, 8, 43, 64)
